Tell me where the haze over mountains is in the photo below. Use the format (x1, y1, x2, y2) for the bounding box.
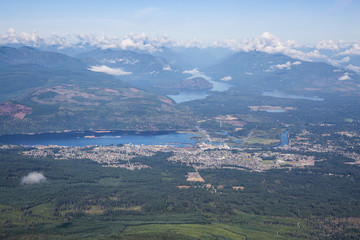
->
(1, 29, 360, 135)
(1, 30, 359, 91)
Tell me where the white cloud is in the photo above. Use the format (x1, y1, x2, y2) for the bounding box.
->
(269, 61, 302, 71)
(275, 61, 292, 70)
(316, 40, 339, 50)
(220, 76, 232, 81)
(118, 33, 158, 52)
(2, 28, 360, 67)
(208, 34, 360, 64)
(163, 65, 172, 71)
(242, 32, 299, 55)
(212, 33, 359, 63)
(338, 43, 360, 55)
(0, 28, 44, 46)
(328, 56, 350, 66)
(346, 64, 360, 73)
(294, 50, 328, 61)
(183, 68, 200, 75)
(338, 73, 351, 81)
(115, 58, 139, 65)
(21, 172, 46, 185)
(213, 32, 332, 62)
(0, 29, 170, 52)
(120, 38, 136, 49)
(88, 65, 132, 75)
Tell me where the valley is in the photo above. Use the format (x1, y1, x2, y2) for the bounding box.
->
(1, 38, 360, 239)
(2, 0, 360, 238)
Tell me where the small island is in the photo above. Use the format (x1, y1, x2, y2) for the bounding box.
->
(162, 77, 213, 91)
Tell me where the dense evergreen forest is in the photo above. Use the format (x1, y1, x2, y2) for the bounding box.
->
(1, 146, 360, 239)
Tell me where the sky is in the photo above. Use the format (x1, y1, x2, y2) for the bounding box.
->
(0, 0, 359, 44)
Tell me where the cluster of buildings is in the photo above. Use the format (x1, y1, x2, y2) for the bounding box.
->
(280, 131, 360, 164)
(22, 140, 317, 172)
(23, 144, 157, 170)
(168, 145, 316, 171)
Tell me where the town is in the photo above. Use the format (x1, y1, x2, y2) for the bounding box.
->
(22, 135, 319, 172)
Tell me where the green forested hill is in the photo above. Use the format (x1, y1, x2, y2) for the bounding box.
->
(0, 48, 196, 135)
(0, 68, 196, 135)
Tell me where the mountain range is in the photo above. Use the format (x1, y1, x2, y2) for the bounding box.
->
(0, 46, 196, 135)
(205, 51, 360, 93)
(0, 43, 359, 135)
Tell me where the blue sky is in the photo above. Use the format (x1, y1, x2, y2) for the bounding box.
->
(0, 0, 359, 43)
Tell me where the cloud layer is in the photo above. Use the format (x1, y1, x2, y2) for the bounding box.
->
(1, 29, 360, 71)
(1, 28, 359, 57)
(21, 172, 46, 185)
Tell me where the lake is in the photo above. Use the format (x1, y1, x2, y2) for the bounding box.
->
(275, 131, 289, 147)
(168, 71, 232, 103)
(0, 130, 289, 148)
(262, 91, 324, 101)
(0, 131, 197, 147)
